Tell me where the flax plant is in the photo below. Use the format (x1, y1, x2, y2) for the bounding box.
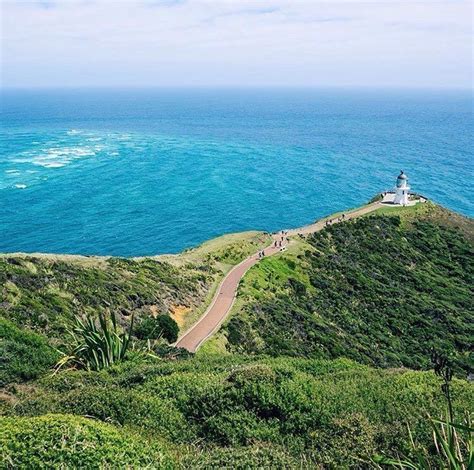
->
(55, 311, 134, 371)
(372, 353, 473, 470)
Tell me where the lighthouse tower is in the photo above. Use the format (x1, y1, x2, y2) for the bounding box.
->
(393, 170, 410, 205)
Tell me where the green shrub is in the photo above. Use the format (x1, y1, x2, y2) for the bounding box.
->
(135, 315, 179, 343)
(0, 318, 59, 386)
(307, 412, 378, 466)
(226, 363, 277, 386)
(180, 444, 303, 469)
(373, 356, 474, 469)
(4, 355, 474, 466)
(13, 386, 192, 441)
(0, 414, 174, 468)
(37, 368, 113, 393)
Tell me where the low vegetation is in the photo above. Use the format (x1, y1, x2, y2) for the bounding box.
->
(1, 202, 472, 467)
(1, 414, 173, 468)
(55, 311, 134, 372)
(222, 203, 473, 374)
(0, 231, 270, 339)
(373, 354, 473, 469)
(0, 255, 207, 339)
(2, 355, 473, 467)
(0, 318, 59, 386)
(135, 314, 179, 342)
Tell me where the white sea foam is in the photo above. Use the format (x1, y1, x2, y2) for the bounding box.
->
(15, 184, 27, 189)
(5, 169, 20, 174)
(31, 146, 96, 167)
(67, 129, 82, 135)
(41, 162, 66, 168)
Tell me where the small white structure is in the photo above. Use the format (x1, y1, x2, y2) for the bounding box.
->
(381, 170, 420, 206)
(393, 170, 410, 205)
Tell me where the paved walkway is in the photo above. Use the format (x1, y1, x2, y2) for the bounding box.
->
(287, 201, 382, 236)
(175, 202, 381, 352)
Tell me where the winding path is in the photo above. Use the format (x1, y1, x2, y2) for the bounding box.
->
(175, 202, 381, 352)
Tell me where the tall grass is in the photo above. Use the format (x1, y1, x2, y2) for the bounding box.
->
(373, 413, 473, 469)
(55, 311, 134, 371)
(372, 353, 473, 469)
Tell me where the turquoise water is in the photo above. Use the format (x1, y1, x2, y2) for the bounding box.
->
(1, 88, 472, 256)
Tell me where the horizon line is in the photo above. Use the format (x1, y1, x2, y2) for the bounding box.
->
(2, 84, 473, 92)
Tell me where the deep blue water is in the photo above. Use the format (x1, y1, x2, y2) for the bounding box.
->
(1, 88, 472, 256)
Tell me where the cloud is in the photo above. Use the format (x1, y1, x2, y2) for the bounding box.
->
(1, 0, 472, 88)
(200, 5, 280, 26)
(142, 0, 186, 7)
(7, 0, 57, 8)
(215, 6, 280, 17)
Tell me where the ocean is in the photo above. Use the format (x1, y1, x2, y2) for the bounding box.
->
(1, 88, 472, 256)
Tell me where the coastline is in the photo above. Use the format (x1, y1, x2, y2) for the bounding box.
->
(3, 197, 473, 347)
(5, 197, 473, 269)
(0, 200, 380, 262)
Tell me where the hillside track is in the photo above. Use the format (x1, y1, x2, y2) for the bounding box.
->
(175, 202, 381, 352)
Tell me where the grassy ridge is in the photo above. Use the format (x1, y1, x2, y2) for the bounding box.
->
(219, 203, 473, 373)
(0, 255, 209, 348)
(1, 202, 473, 467)
(0, 231, 270, 338)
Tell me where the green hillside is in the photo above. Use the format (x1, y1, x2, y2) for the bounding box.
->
(0, 231, 269, 338)
(1, 202, 473, 468)
(215, 203, 473, 374)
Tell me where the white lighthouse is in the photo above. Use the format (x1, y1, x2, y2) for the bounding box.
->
(393, 170, 410, 205)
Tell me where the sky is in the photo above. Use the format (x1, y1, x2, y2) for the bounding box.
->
(1, 0, 472, 89)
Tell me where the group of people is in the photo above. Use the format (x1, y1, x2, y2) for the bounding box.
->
(325, 213, 346, 227)
(257, 230, 291, 261)
(273, 230, 289, 249)
(257, 215, 352, 262)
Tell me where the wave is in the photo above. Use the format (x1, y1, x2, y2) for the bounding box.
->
(14, 184, 27, 189)
(7, 130, 124, 173)
(35, 162, 66, 168)
(15, 146, 99, 169)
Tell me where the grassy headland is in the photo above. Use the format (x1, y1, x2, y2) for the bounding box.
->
(209, 203, 473, 374)
(0, 231, 270, 339)
(1, 201, 473, 468)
